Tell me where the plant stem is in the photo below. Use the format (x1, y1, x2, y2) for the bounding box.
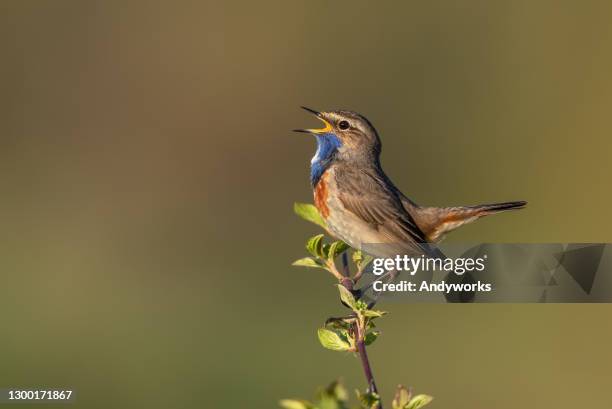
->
(341, 252, 350, 276)
(356, 321, 380, 402)
(341, 254, 382, 408)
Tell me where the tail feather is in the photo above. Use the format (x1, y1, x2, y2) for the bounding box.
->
(401, 197, 527, 242)
(469, 200, 527, 215)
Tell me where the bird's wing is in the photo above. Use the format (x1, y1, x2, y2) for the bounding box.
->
(335, 167, 440, 257)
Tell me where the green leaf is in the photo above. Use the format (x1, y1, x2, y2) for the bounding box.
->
(406, 394, 433, 409)
(336, 284, 358, 311)
(292, 257, 325, 269)
(325, 380, 348, 402)
(364, 331, 380, 346)
(306, 234, 325, 258)
(339, 329, 355, 349)
(325, 316, 353, 330)
(294, 202, 327, 229)
(352, 250, 374, 270)
(314, 380, 349, 409)
(317, 396, 343, 409)
(355, 389, 380, 408)
(317, 328, 351, 351)
(392, 385, 411, 409)
(279, 399, 313, 409)
(361, 254, 374, 269)
(327, 240, 350, 260)
(362, 309, 387, 318)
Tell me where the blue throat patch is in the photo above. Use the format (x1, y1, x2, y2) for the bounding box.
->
(310, 133, 342, 186)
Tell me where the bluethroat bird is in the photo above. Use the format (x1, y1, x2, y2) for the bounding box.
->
(294, 107, 526, 261)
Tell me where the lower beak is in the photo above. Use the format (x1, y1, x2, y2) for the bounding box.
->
(293, 106, 333, 134)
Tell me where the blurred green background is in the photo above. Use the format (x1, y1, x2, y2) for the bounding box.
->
(2, 1, 612, 408)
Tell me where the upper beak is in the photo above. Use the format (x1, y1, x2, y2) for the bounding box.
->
(300, 106, 320, 116)
(293, 106, 333, 134)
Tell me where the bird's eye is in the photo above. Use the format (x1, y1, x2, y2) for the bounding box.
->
(338, 120, 350, 130)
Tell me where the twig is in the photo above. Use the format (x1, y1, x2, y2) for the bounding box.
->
(326, 259, 346, 282)
(341, 252, 350, 276)
(356, 319, 380, 400)
(341, 254, 382, 408)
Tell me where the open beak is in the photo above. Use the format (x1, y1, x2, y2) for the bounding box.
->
(293, 106, 333, 134)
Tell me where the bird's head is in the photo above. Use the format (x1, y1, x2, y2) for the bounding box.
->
(295, 107, 382, 182)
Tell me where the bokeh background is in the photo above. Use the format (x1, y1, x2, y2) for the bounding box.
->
(2, 1, 612, 408)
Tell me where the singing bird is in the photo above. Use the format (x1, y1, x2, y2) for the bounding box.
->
(295, 107, 526, 259)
